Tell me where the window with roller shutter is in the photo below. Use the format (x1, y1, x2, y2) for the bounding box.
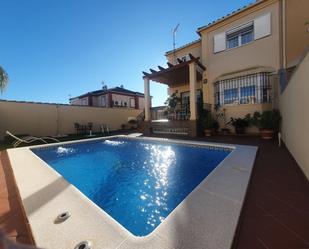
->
(213, 12, 271, 53)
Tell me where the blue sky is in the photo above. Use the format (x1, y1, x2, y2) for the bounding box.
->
(0, 0, 253, 106)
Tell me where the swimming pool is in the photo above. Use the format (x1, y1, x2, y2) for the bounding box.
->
(32, 137, 231, 236)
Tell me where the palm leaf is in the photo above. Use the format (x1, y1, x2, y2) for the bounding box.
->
(0, 66, 9, 94)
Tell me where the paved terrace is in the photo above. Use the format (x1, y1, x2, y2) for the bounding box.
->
(0, 135, 308, 248)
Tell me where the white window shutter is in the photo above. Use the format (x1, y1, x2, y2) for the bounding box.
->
(254, 12, 271, 40)
(213, 32, 226, 53)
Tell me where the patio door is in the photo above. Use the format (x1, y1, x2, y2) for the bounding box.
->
(181, 92, 190, 113)
(181, 90, 203, 112)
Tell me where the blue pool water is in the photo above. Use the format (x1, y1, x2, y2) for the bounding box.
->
(32, 138, 231, 236)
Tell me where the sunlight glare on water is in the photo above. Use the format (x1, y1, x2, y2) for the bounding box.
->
(32, 138, 230, 236)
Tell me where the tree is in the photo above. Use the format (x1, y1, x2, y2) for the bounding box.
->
(0, 66, 9, 94)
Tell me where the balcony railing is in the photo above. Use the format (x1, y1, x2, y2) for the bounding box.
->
(151, 110, 190, 121)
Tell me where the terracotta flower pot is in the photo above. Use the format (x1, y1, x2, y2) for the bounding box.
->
(235, 126, 246, 134)
(260, 129, 274, 140)
(221, 128, 230, 134)
(204, 129, 213, 137)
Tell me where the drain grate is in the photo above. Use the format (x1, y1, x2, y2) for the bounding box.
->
(74, 241, 92, 249)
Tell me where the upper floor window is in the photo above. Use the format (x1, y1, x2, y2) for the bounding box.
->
(226, 23, 254, 49)
(213, 13, 271, 53)
(181, 56, 187, 62)
(214, 72, 272, 107)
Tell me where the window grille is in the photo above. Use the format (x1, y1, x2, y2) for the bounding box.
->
(214, 72, 272, 106)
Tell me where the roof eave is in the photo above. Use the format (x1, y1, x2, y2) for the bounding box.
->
(196, 0, 265, 35)
(165, 39, 201, 56)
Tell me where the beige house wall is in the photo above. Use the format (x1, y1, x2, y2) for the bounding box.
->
(0, 101, 142, 140)
(168, 84, 190, 96)
(167, 82, 203, 107)
(218, 103, 273, 134)
(201, 1, 281, 106)
(194, 0, 280, 131)
(280, 50, 309, 179)
(155, 0, 309, 136)
(166, 41, 202, 65)
(285, 0, 309, 67)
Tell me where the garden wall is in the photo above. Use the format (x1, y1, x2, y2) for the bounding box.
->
(0, 100, 141, 140)
(280, 49, 309, 179)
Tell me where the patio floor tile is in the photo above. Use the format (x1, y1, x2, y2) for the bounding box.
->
(0, 151, 34, 247)
(150, 134, 309, 249)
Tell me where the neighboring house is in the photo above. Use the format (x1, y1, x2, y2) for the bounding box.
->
(143, 0, 309, 136)
(70, 87, 145, 110)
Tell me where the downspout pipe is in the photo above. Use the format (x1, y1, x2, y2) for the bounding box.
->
(282, 0, 286, 69)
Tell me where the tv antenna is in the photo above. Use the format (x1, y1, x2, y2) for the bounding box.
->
(172, 23, 180, 64)
(101, 81, 107, 90)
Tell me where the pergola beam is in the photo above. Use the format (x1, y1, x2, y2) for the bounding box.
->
(143, 56, 206, 86)
(189, 53, 206, 71)
(150, 69, 158, 74)
(142, 71, 151, 77)
(167, 62, 174, 68)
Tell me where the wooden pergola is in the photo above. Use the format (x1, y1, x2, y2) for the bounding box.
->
(142, 53, 205, 86)
(143, 53, 206, 124)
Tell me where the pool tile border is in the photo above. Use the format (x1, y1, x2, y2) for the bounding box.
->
(7, 135, 257, 249)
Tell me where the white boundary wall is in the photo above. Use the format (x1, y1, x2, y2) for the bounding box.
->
(280, 50, 309, 179)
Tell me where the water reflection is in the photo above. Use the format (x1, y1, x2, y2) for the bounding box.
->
(56, 146, 75, 155)
(141, 144, 176, 228)
(103, 140, 125, 146)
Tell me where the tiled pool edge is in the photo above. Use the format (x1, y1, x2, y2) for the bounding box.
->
(7, 135, 257, 249)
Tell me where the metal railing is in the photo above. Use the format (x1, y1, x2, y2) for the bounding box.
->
(136, 110, 145, 125)
(151, 110, 190, 121)
(152, 127, 189, 135)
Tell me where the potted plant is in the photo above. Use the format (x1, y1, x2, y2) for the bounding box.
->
(213, 120, 219, 135)
(228, 117, 250, 134)
(215, 106, 230, 134)
(128, 119, 137, 129)
(202, 111, 215, 136)
(164, 93, 180, 119)
(250, 110, 281, 139)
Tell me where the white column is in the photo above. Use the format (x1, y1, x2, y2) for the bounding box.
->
(144, 77, 151, 121)
(189, 62, 197, 120)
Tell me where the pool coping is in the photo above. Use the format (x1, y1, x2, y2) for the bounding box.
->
(7, 135, 258, 249)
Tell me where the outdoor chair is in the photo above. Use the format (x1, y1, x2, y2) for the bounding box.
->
(6, 131, 60, 148)
(100, 124, 110, 134)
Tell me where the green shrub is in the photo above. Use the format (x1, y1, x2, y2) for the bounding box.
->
(249, 109, 281, 131)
